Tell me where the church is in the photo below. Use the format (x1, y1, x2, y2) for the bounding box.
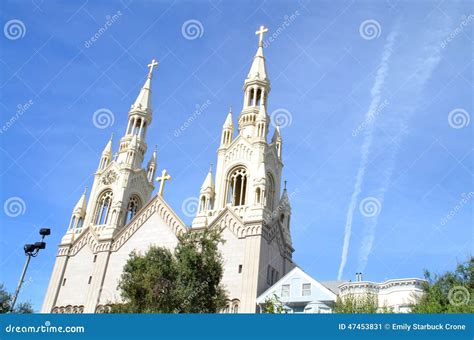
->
(41, 26, 296, 314)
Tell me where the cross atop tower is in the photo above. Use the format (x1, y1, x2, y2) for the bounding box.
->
(156, 169, 171, 196)
(255, 25, 268, 47)
(147, 59, 158, 78)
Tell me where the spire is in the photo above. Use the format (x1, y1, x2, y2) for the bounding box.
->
(272, 125, 281, 143)
(102, 133, 113, 156)
(131, 59, 158, 114)
(223, 107, 233, 128)
(148, 145, 157, 164)
(247, 26, 269, 81)
(73, 188, 87, 213)
(201, 165, 215, 191)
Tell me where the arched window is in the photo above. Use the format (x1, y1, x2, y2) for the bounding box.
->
(69, 216, 76, 229)
(256, 88, 262, 106)
(199, 196, 206, 212)
(232, 300, 240, 313)
(124, 195, 141, 224)
(255, 188, 262, 204)
(266, 173, 275, 211)
(226, 167, 248, 206)
(133, 119, 141, 136)
(248, 88, 254, 106)
(94, 190, 113, 225)
(77, 217, 83, 229)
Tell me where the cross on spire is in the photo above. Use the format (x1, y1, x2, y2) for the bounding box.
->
(147, 59, 158, 78)
(156, 169, 171, 196)
(255, 25, 268, 46)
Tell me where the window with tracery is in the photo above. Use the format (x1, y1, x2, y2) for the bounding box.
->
(124, 195, 141, 224)
(226, 167, 248, 206)
(94, 190, 113, 225)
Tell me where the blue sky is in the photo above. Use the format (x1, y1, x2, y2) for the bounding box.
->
(0, 0, 472, 311)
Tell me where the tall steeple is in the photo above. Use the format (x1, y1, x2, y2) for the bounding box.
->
(77, 59, 159, 240)
(117, 59, 158, 166)
(239, 26, 271, 139)
(220, 107, 234, 147)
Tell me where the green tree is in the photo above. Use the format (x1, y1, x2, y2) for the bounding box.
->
(333, 293, 380, 313)
(0, 283, 33, 314)
(261, 294, 285, 314)
(111, 228, 228, 313)
(411, 257, 473, 313)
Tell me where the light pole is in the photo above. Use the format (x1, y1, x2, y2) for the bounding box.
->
(10, 228, 51, 312)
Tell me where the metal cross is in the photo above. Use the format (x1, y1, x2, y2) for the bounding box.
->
(255, 25, 268, 45)
(147, 59, 158, 77)
(156, 169, 171, 196)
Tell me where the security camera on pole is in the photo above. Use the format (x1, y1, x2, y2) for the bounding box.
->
(10, 228, 51, 312)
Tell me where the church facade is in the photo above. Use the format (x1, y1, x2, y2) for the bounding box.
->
(41, 26, 295, 314)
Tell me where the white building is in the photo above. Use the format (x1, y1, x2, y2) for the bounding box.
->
(256, 267, 338, 313)
(338, 277, 426, 313)
(41, 26, 295, 314)
(256, 269, 426, 313)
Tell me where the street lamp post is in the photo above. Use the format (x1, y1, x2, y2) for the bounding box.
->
(10, 228, 51, 312)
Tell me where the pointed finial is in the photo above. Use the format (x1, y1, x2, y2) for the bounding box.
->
(147, 59, 159, 78)
(256, 25, 268, 47)
(110, 132, 114, 141)
(229, 105, 232, 113)
(84, 187, 88, 195)
(209, 163, 213, 173)
(284, 180, 287, 190)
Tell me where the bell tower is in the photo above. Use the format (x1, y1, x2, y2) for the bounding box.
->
(192, 26, 288, 228)
(61, 59, 159, 243)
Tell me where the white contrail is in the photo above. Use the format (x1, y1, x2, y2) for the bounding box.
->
(357, 21, 448, 272)
(337, 29, 398, 280)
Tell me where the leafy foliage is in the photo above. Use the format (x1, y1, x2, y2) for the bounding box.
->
(411, 257, 473, 313)
(333, 293, 380, 313)
(0, 283, 33, 314)
(110, 228, 228, 313)
(261, 294, 285, 314)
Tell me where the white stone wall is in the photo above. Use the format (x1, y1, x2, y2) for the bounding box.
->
(99, 212, 179, 305)
(55, 245, 93, 307)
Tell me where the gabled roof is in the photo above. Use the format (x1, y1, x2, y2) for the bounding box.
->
(256, 266, 337, 304)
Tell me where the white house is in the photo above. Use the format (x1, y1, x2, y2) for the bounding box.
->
(256, 267, 338, 313)
(257, 268, 426, 313)
(338, 277, 426, 313)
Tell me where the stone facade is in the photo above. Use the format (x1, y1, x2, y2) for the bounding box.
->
(41, 27, 295, 314)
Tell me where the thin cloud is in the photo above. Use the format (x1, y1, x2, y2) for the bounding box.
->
(337, 28, 399, 280)
(357, 19, 449, 272)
